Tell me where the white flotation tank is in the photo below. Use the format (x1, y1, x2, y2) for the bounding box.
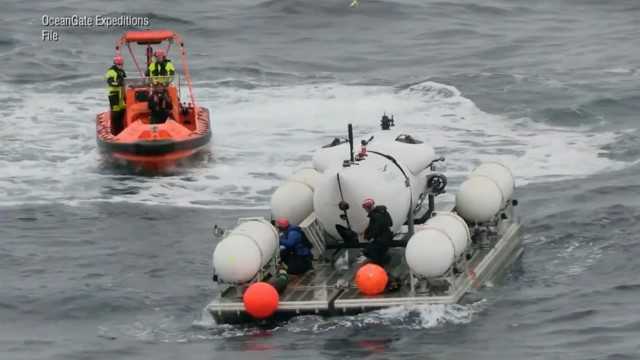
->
(424, 212, 470, 257)
(405, 228, 456, 278)
(287, 168, 320, 190)
(455, 176, 502, 223)
(212, 219, 279, 283)
(455, 162, 515, 223)
(470, 162, 514, 204)
(271, 168, 320, 225)
(212, 237, 261, 284)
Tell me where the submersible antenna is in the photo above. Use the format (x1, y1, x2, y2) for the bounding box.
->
(348, 124, 354, 163)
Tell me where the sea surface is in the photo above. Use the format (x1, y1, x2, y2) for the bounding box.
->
(1, 1, 640, 359)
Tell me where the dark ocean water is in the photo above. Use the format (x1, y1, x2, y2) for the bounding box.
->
(2, 0, 640, 359)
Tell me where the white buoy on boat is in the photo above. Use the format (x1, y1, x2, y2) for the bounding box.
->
(271, 182, 313, 225)
(212, 219, 279, 283)
(456, 162, 515, 223)
(424, 212, 470, 257)
(405, 228, 455, 277)
(212, 236, 262, 284)
(455, 176, 502, 223)
(270, 168, 320, 225)
(470, 162, 514, 205)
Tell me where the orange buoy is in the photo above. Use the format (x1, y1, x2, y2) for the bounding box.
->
(243, 282, 279, 319)
(355, 263, 388, 295)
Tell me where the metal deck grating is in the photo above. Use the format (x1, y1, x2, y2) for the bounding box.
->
(207, 210, 523, 322)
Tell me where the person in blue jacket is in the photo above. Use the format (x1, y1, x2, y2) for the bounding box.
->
(276, 217, 313, 275)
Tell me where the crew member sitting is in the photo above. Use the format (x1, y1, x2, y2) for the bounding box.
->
(105, 55, 127, 135)
(276, 217, 313, 275)
(146, 49, 175, 85)
(362, 198, 394, 265)
(148, 84, 173, 124)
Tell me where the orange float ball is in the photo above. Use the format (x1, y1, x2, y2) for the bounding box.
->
(243, 282, 279, 319)
(355, 263, 388, 295)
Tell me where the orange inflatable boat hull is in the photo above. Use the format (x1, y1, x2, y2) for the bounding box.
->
(96, 84, 211, 171)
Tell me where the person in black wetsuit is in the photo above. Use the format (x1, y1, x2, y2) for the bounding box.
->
(361, 198, 401, 291)
(147, 84, 173, 124)
(361, 198, 394, 265)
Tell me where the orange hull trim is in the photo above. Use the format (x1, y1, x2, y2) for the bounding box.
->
(111, 148, 203, 171)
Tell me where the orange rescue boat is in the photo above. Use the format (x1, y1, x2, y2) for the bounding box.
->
(96, 30, 211, 171)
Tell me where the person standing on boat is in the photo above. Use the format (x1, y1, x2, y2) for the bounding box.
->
(362, 198, 394, 265)
(148, 84, 173, 124)
(361, 198, 402, 291)
(146, 49, 175, 85)
(276, 218, 313, 275)
(105, 56, 127, 135)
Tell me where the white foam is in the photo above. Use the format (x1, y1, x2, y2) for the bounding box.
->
(255, 301, 485, 336)
(348, 301, 485, 330)
(178, 300, 486, 341)
(0, 80, 630, 208)
(551, 237, 603, 278)
(603, 68, 633, 74)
